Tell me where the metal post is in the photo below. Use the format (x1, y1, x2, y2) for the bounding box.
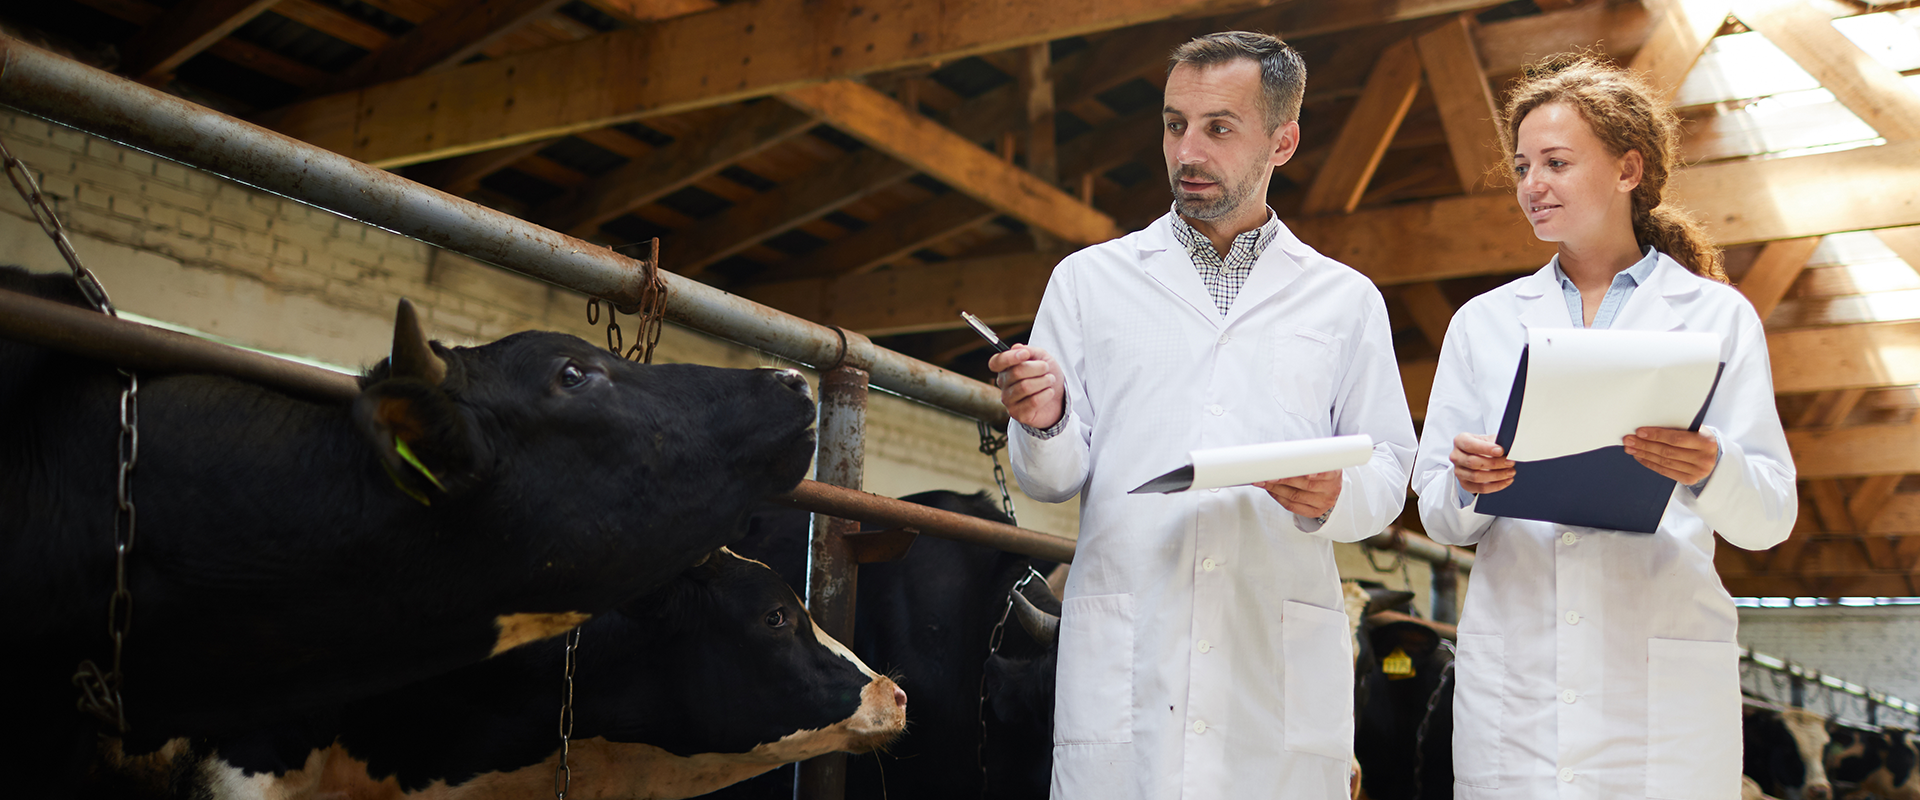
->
(1430, 560, 1459, 625)
(799, 335, 871, 800)
(1791, 673, 1806, 708)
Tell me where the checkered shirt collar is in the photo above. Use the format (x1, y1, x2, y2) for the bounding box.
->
(1170, 207, 1281, 316)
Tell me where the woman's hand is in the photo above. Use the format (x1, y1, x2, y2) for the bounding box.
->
(1452, 433, 1515, 495)
(1624, 427, 1716, 485)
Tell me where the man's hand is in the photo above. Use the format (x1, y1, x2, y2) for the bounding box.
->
(1451, 433, 1514, 495)
(1624, 427, 1716, 485)
(987, 344, 1066, 430)
(1256, 471, 1341, 519)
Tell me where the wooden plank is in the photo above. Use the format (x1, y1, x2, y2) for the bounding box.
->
(1402, 357, 1438, 422)
(1865, 491, 1920, 534)
(119, 0, 283, 83)
(1290, 140, 1920, 285)
(1735, 0, 1920, 142)
(1416, 14, 1502, 194)
(753, 191, 998, 282)
(741, 251, 1067, 336)
(1767, 288, 1920, 330)
(1721, 572, 1918, 597)
(1476, 1, 1653, 77)
(264, 0, 1278, 167)
(1398, 282, 1456, 349)
(1301, 38, 1423, 216)
(1739, 236, 1823, 319)
(1059, 109, 1161, 183)
(1809, 478, 1855, 531)
(320, 0, 573, 93)
(269, 0, 392, 51)
(407, 138, 555, 196)
(1771, 321, 1920, 395)
(780, 81, 1121, 245)
(659, 149, 914, 276)
(205, 37, 332, 89)
(1790, 420, 1920, 478)
(1849, 473, 1904, 530)
(1877, 226, 1920, 272)
(538, 102, 818, 238)
(578, 0, 718, 24)
(1022, 42, 1057, 186)
(1630, 0, 1730, 103)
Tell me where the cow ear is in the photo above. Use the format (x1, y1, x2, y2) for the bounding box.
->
(354, 374, 483, 503)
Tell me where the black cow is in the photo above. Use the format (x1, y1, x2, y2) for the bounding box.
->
(91, 548, 906, 799)
(1352, 588, 1453, 800)
(1, 267, 817, 794)
(1829, 726, 1919, 800)
(1743, 706, 1832, 800)
(705, 490, 1062, 800)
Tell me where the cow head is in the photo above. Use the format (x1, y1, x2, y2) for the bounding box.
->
(1744, 707, 1831, 800)
(982, 576, 1060, 799)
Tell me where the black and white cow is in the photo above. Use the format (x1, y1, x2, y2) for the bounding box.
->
(1, 267, 817, 793)
(1352, 603, 1454, 800)
(1742, 706, 1832, 800)
(1828, 725, 1919, 800)
(707, 490, 1062, 800)
(90, 548, 905, 800)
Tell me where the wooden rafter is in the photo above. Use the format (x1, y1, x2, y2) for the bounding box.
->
(1790, 421, 1920, 479)
(779, 81, 1121, 245)
(1771, 323, 1920, 396)
(1398, 282, 1455, 349)
(1877, 226, 1920, 272)
(1474, 1, 1653, 78)
(1415, 13, 1502, 194)
(752, 192, 998, 283)
(537, 102, 818, 238)
(659, 149, 912, 276)
(408, 139, 556, 196)
(742, 251, 1067, 335)
(1301, 37, 1422, 216)
(1849, 473, 1904, 531)
(1021, 42, 1057, 187)
(1737, 236, 1823, 319)
(1734, 0, 1920, 142)
(264, 0, 1277, 167)
(1809, 478, 1855, 532)
(1630, 0, 1729, 102)
(118, 0, 282, 84)
(318, 0, 574, 94)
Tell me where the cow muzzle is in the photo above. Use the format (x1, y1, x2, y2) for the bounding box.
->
(841, 675, 908, 752)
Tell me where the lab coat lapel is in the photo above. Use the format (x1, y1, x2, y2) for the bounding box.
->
(1513, 264, 1573, 331)
(1220, 222, 1306, 329)
(1138, 216, 1227, 329)
(1609, 254, 1693, 332)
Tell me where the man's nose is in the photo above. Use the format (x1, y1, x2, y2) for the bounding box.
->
(1174, 132, 1206, 165)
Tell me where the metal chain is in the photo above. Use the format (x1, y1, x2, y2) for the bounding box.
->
(553, 625, 582, 800)
(3, 135, 141, 734)
(976, 566, 1045, 798)
(976, 421, 1017, 526)
(584, 239, 669, 364)
(1410, 638, 1458, 800)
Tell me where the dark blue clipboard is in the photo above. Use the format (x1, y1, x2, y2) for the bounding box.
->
(1474, 345, 1726, 534)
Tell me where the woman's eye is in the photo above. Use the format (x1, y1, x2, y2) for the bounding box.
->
(1513, 164, 1528, 175)
(559, 364, 588, 388)
(764, 608, 789, 629)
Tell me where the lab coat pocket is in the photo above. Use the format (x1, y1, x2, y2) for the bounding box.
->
(1646, 638, 1741, 800)
(1282, 600, 1354, 760)
(1268, 325, 1338, 427)
(1453, 633, 1506, 788)
(1054, 593, 1135, 745)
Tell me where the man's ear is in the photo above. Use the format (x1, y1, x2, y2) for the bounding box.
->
(1270, 120, 1301, 168)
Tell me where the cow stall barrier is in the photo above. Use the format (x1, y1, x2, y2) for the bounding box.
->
(1741, 648, 1920, 733)
(0, 34, 1473, 799)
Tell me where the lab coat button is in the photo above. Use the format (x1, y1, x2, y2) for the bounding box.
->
(1201, 558, 1217, 572)
(1561, 531, 1578, 546)
(1559, 768, 1575, 783)
(1561, 689, 1577, 704)
(1565, 611, 1581, 625)
(1209, 487, 1221, 493)
(1218, 334, 1231, 345)
(1192, 720, 1207, 734)
(1207, 404, 1224, 416)
(1197, 639, 1212, 654)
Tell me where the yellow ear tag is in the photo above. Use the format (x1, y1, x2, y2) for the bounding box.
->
(393, 437, 448, 492)
(1383, 647, 1415, 680)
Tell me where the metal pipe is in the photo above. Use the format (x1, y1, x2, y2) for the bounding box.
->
(0, 35, 1007, 426)
(777, 481, 1076, 564)
(799, 362, 869, 800)
(1363, 528, 1475, 574)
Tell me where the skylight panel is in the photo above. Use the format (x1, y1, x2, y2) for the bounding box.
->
(1677, 31, 1820, 108)
(1833, 10, 1920, 73)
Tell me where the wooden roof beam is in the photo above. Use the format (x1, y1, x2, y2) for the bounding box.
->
(1790, 420, 1920, 479)
(537, 102, 818, 239)
(1735, 0, 1920, 142)
(1738, 236, 1824, 319)
(264, 0, 1280, 167)
(780, 81, 1121, 245)
(741, 250, 1067, 336)
(1631, 0, 1730, 103)
(1415, 13, 1502, 194)
(1301, 38, 1423, 216)
(659, 148, 914, 276)
(750, 191, 999, 283)
(119, 0, 284, 85)
(318, 0, 575, 95)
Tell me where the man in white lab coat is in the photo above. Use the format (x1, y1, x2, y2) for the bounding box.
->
(987, 32, 1416, 799)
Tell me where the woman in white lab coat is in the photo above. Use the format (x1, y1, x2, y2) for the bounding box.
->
(1413, 58, 1797, 800)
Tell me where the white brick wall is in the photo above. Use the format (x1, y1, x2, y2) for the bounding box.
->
(1739, 606, 1920, 708)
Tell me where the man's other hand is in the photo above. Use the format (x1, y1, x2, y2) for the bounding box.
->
(1256, 471, 1341, 519)
(987, 344, 1066, 430)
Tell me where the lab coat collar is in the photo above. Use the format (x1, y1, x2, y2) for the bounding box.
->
(1134, 211, 1310, 329)
(1510, 250, 1694, 332)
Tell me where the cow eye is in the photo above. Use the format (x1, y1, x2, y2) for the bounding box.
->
(764, 608, 788, 629)
(558, 363, 589, 389)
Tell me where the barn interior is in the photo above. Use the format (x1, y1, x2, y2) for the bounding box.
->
(2, 0, 1919, 716)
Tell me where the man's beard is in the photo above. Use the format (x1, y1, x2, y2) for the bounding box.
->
(1169, 162, 1262, 221)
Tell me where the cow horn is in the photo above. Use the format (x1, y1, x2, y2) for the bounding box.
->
(391, 299, 447, 385)
(1011, 590, 1059, 647)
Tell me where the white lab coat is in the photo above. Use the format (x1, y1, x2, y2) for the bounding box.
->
(1012, 213, 1416, 800)
(1413, 254, 1797, 800)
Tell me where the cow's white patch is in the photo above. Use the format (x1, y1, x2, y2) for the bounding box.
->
(1781, 707, 1831, 794)
(490, 611, 591, 656)
(194, 743, 332, 800)
(809, 615, 880, 680)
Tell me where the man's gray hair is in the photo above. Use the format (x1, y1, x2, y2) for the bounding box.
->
(1167, 31, 1307, 133)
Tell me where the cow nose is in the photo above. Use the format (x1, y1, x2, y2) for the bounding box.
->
(1806, 784, 1830, 800)
(766, 368, 811, 400)
(892, 685, 907, 708)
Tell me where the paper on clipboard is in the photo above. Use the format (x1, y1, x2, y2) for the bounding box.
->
(1505, 328, 1721, 462)
(1129, 434, 1375, 494)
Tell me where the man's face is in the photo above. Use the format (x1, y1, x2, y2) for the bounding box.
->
(1162, 59, 1298, 223)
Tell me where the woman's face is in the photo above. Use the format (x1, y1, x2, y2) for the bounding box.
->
(1512, 101, 1641, 247)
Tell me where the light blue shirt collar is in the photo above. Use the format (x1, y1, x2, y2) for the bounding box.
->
(1551, 246, 1660, 329)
